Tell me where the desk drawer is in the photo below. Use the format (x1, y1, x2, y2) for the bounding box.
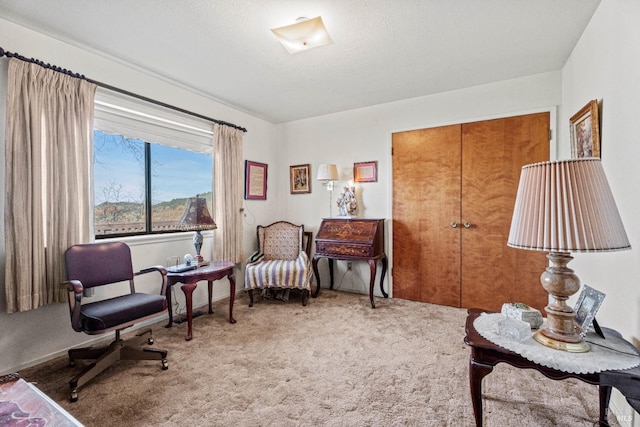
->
(316, 242, 372, 258)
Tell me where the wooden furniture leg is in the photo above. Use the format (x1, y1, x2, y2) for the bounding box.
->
(469, 358, 494, 427)
(180, 282, 197, 341)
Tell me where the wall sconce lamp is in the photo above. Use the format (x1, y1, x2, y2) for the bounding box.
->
(317, 164, 339, 217)
(271, 16, 332, 54)
(508, 158, 630, 352)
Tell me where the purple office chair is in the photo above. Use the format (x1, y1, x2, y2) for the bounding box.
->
(64, 241, 169, 402)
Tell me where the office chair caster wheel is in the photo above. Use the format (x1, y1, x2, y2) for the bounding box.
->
(148, 337, 154, 345)
(70, 389, 78, 402)
(162, 359, 169, 370)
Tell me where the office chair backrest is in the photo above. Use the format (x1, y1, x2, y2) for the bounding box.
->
(65, 241, 134, 289)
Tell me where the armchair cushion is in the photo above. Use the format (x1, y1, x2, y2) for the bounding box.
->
(260, 223, 302, 261)
(245, 251, 311, 291)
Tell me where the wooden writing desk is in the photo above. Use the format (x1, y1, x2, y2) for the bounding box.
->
(165, 261, 236, 341)
(312, 218, 388, 308)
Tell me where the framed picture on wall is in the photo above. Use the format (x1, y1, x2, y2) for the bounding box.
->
(290, 164, 311, 194)
(244, 160, 268, 200)
(570, 99, 600, 158)
(354, 161, 378, 183)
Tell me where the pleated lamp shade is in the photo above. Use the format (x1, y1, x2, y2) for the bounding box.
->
(508, 158, 630, 253)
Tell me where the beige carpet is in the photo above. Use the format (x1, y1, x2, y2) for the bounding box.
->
(19, 290, 614, 426)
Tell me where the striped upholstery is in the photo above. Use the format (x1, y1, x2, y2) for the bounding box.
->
(245, 251, 311, 290)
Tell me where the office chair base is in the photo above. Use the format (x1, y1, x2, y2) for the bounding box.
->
(68, 328, 168, 402)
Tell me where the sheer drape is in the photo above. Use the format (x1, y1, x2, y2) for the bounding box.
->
(5, 59, 96, 313)
(212, 123, 243, 263)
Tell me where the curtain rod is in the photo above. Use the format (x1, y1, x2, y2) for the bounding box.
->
(0, 46, 248, 133)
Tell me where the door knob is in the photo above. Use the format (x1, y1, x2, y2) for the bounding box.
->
(463, 222, 472, 228)
(450, 222, 458, 228)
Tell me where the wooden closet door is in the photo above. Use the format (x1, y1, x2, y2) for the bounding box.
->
(392, 125, 461, 305)
(460, 113, 549, 311)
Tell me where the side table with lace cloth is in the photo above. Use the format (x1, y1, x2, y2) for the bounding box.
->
(464, 308, 640, 427)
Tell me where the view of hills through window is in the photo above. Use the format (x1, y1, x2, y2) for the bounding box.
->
(94, 130, 213, 236)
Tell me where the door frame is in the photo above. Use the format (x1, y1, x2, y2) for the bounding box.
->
(386, 106, 558, 298)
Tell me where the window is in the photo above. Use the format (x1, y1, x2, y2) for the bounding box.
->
(94, 89, 213, 238)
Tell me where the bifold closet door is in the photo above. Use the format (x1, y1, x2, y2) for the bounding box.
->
(460, 113, 549, 311)
(392, 112, 550, 312)
(392, 124, 462, 306)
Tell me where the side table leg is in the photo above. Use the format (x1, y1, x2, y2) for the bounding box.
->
(469, 358, 494, 427)
(312, 256, 321, 298)
(367, 259, 377, 309)
(599, 385, 612, 426)
(165, 284, 174, 328)
(228, 272, 237, 324)
(208, 280, 214, 314)
(328, 259, 335, 290)
(181, 282, 196, 341)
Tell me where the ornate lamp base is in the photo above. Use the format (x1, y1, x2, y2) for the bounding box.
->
(533, 329, 590, 353)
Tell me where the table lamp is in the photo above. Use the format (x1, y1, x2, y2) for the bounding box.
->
(179, 194, 217, 262)
(508, 158, 630, 352)
(317, 164, 339, 217)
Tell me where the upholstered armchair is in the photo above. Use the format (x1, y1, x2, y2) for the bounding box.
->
(245, 221, 312, 306)
(64, 242, 169, 402)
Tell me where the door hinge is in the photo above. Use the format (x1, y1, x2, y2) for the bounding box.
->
(549, 129, 552, 140)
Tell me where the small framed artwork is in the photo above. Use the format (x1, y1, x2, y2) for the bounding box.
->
(244, 160, 268, 200)
(570, 99, 600, 158)
(290, 164, 311, 194)
(574, 284, 606, 336)
(354, 161, 378, 183)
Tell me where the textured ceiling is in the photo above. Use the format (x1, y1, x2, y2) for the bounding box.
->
(0, 0, 601, 123)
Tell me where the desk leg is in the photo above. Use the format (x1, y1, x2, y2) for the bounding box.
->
(328, 259, 334, 290)
(312, 257, 321, 298)
(165, 285, 174, 328)
(367, 259, 377, 309)
(599, 385, 612, 426)
(181, 282, 196, 341)
(469, 358, 494, 427)
(228, 272, 237, 324)
(379, 255, 388, 298)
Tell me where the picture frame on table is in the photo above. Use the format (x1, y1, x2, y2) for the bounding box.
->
(574, 284, 606, 337)
(244, 160, 268, 200)
(289, 164, 311, 194)
(570, 99, 600, 158)
(354, 161, 378, 183)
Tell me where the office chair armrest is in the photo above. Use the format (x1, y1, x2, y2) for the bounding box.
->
(136, 265, 168, 297)
(65, 280, 84, 332)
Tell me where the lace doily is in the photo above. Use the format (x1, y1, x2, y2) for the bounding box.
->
(474, 313, 640, 374)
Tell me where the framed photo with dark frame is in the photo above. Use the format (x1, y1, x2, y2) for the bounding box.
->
(574, 284, 606, 336)
(354, 161, 378, 183)
(290, 164, 311, 194)
(244, 160, 268, 200)
(570, 99, 600, 158)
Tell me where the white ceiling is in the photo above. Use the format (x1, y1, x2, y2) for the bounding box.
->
(0, 0, 601, 124)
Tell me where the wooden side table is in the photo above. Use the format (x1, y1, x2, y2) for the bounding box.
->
(166, 261, 236, 341)
(464, 308, 640, 426)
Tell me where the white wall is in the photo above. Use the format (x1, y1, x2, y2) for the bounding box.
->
(0, 18, 281, 374)
(277, 72, 562, 295)
(560, 1, 640, 424)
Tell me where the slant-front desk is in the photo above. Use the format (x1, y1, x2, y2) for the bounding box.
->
(312, 218, 388, 308)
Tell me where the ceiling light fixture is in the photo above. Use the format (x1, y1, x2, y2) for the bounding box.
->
(271, 16, 332, 54)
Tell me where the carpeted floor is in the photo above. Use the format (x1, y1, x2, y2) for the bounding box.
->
(19, 290, 614, 426)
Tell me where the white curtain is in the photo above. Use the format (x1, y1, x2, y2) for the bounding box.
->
(4, 59, 96, 313)
(212, 123, 244, 263)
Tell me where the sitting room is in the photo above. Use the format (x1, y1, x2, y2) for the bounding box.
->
(0, 1, 639, 426)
